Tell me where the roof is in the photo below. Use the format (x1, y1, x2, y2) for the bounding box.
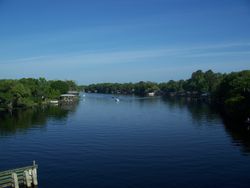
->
(60, 94, 76, 97)
(68, 91, 79, 94)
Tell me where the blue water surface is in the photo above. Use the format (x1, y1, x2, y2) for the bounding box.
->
(0, 94, 250, 188)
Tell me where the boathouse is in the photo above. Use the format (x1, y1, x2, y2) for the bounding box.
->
(67, 91, 79, 96)
(60, 94, 78, 102)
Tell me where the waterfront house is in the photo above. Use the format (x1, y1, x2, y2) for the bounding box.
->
(67, 91, 79, 96)
(60, 94, 78, 103)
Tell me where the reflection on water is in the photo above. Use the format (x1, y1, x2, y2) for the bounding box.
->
(0, 102, 79, 136)
(162, 97, 220, 122)
(0, 94, 250, 188)
(162, 96, 250, 154)
(223, 119, 250, 154)
(0, 96, 249, 154)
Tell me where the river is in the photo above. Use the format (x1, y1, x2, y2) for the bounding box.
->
(0, 93, 250, 188)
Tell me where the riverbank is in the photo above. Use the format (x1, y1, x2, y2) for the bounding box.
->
(0, 78, 80, 111)
(84, 70, 250, 122)
(1, 70, 249, 122)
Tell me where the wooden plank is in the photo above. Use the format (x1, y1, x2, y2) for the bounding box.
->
(0, 182, 12, 187)
(0, 176, 11, 181)
(0, 162, 38, 188)
(0, 178, 24, 185)
(0, 165, 38, 177)
(0, 164, 38, 174)
(0, 175, 24, 182)
(0, 176, 11, 183)
(0, 165, 37, 174)
(0, 167, 32, 175)
(11, 173, 19, 188)
(0, 179, 25, 187)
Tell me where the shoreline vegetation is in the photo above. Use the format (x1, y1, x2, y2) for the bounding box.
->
(0, 69, 249, 122)
(84, 70, 250, 122)
(0, 79, 79, 111)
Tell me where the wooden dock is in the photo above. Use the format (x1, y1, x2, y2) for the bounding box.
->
(0, 161, 38, 188)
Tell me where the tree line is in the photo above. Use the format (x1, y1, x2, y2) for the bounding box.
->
(84, 70, 250, 121)
(85, 70, 225, 96)
(0, 78, 78, 110)
(0, 70, 249, 121)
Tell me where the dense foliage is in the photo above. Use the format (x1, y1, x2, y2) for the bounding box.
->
(86, 81, 160, 96)
(84, 70, 250, 121)
(0, 78, 78, 110)
(215, 70, 250, 120)
(0, 70, 249, 121)
(85, 70, 225, 96)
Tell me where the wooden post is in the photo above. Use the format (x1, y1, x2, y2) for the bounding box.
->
(11, 173, 19, 188)
(24, 170, 32, 187)
(32, 168, 38, 186)
(0, 161, 38, 188)
(31, 160, 38, 186)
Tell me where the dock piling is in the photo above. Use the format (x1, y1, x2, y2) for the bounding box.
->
(23, 170, 32, 187)
(0, 161, 38, 188)
(11, 173, 19, 188)
(32, 168, 38, 186)
(32, 160, 38, 186)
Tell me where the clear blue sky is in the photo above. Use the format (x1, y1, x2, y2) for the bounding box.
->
(0, 0, 250, 84)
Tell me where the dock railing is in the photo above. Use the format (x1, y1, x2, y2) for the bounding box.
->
(0, 161, 38, 188)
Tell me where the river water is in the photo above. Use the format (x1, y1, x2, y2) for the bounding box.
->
(0, 93, 250, 188)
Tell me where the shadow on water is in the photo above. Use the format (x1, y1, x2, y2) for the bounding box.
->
(0, 102, 79, 136)
(162, 96, 220, 122)
(1, 95, 250, 155)
(162, 96, 250, 154)
(222, 119, 250, 154)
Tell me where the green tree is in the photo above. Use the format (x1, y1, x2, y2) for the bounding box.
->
(50, 80, 69, 94)
(216, 70, 250, 120)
